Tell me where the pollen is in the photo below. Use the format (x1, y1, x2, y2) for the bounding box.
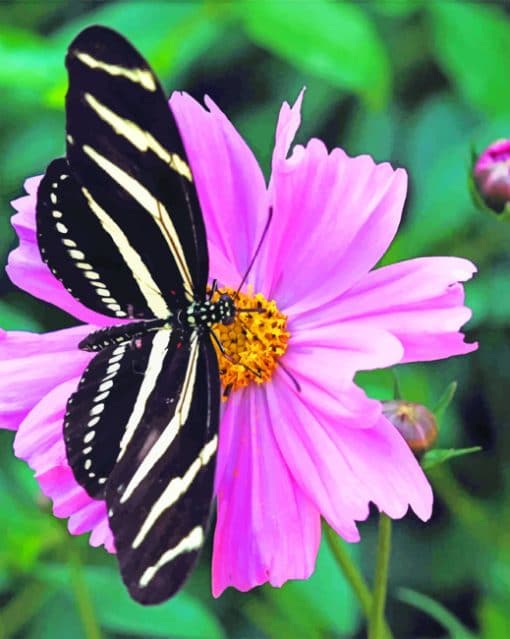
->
(211, 287, 290, 397)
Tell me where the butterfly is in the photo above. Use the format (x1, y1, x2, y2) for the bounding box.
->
(35, 25, 237, 605)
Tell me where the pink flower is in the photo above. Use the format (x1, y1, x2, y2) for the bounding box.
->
(2, 90, 476, 596)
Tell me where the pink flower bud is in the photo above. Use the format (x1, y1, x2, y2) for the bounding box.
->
(473, 139, 510, 214)
(382, 401, 438, 455)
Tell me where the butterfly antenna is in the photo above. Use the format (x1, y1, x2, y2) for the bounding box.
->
(235, 315, 301, 393)
(208, 279, 218, 301)
(234, 206, 273, 299)
(277, 361, 301, 393)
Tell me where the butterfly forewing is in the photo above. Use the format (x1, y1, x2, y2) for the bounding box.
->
(37, 158, 159, 319)
(106, 333, 220, 604)
(65, 26, 208, 308)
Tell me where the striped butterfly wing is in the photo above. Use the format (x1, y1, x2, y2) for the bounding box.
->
(106, 331, 220, 604)
(64, 330, 166, 497)
(66, 25, 208, 307)
(36, 25, 221, 604)
(37, 25, 208, 320)
(65, 328, 220, 603)
(37, 158, 159, 319)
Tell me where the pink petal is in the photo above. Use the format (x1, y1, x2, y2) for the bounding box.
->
(170, 92, 267, 289)
(281, 320, 402, 427)
(271, 89, 305, 169)
(212, 386, 321, 597)
(14, 378, 114, 552)
(264, 136, 407, 313)
(0, 326, 94, 431)
(302, 257, 477, 362)
(288, 319, 404, 379)
(8, 177, 113, 326)
(268, 375, 432, 540)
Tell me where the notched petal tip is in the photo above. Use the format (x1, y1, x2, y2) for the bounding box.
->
(272, 88, 306, 167)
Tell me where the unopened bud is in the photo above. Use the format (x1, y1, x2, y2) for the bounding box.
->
(473, 139, 510, 215)
(382, 401, 437, 455)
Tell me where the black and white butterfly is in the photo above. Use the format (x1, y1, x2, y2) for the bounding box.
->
(35, 25, 237, 605)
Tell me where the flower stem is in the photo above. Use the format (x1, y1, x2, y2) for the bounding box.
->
(67, 545, 103, 639)
(324, 524, 372, 614)
(369, 513, 392, 639)
(0, 581, 48, 637)
(324, 524, 394, 639)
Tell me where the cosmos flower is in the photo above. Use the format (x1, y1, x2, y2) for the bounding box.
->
(2, 91, 476, 596)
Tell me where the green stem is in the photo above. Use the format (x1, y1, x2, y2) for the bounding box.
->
(324, 524, 372, 615)
(67, 546, 102, 639)
(324, 524, 394, 639)
(369, 514, 392, 639)
(0, 581, 48, 637)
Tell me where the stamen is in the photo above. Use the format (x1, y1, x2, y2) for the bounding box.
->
(211, 287, 290, 396)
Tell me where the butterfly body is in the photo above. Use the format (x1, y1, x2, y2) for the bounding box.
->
(79, 293, 236, 353)
(180, 295, 236, 329)
(35, 25, 228, 604)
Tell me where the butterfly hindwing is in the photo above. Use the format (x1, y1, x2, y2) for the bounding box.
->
(64, 26, 208, 308)
(36, 158, 160, 319)
(64, 330, 167, 497)
(106, 332, 220, 604)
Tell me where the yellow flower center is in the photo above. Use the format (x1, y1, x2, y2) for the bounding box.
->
(211, 287, 290, 396)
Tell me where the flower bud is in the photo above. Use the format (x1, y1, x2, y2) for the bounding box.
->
(382, 400, 437, 455)
(472, 139, 510, 215)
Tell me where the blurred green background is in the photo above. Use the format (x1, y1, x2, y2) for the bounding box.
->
(1, 1, 509, 637)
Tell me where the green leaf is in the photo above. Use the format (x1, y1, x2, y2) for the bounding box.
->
(371, 0, 423, 17)
(465, 268, 510, 328)
(39, 564, 225, 638)
(428, 2, 510, 117)
(28, 592, 87, 639)
(246, 540, 360, 638)
(421, 446, 482, 470)
(0, 4, 224, 110)
(46, 2, 219, 107)
(397, 588, 476, 639)
(0, 112, 64, 190)
(238, 0, 390, 107)
(478, 598, 510, 639)
(0, 27, 63, 99)
(0, 456, 63, 572)
(0, 298, 43, 332)
(355, 369, 395, 403)
(383, 112, 510, 263)
(433, 381, 457, 420)
(345, 103, 400, 163)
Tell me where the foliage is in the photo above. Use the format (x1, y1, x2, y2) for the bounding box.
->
(1, 1, 509, 637)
